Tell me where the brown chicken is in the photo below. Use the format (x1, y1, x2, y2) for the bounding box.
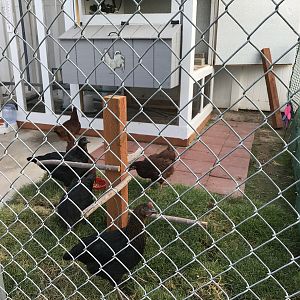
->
(54, 107, 81, 151)
(129, 145, 177, 189)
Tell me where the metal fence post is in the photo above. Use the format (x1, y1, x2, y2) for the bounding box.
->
(0, 266, 6, 300)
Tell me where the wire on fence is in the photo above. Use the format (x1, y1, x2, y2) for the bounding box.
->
(0, 0, 299, 299)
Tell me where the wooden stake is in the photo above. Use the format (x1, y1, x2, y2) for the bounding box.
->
(261, 48, 283, 129)
(129, 210, 208, 228)
(103, 95, 128, 230)
(149, 213, 208, 228)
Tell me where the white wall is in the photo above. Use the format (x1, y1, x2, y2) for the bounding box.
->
(213, 65, 292, 111)
(213, 0, 298, 111)
(215, 0, 300, 65)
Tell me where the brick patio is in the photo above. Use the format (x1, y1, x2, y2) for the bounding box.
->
(91, 121, 257, 197)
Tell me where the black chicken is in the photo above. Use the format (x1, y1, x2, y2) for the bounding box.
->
(27, 137, 91, 188)
(57, 169, 96, 228)
(63, 202, 156, 299)
(129, 145, 177, 189)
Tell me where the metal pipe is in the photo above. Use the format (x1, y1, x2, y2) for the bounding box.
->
(0, 265, 6, 300)
(17, 0, 31, 90)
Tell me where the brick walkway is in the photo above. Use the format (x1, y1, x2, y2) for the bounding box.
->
(91, 121, 257, 197)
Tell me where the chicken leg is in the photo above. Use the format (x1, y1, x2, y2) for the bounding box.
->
(159, 179, 168, 191)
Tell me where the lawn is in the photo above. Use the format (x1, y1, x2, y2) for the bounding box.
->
(0, 125, 299, 300)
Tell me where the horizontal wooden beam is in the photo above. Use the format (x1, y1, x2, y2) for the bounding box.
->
(83, 175, 133, 218)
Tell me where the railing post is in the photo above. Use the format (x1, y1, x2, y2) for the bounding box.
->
(103, 95, 128, 230)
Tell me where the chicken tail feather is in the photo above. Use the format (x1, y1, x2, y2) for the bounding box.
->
(27, 157, 37, 163)
(70, 107, 79, 121)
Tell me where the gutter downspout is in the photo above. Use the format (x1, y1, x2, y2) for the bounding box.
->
(17, 0, 31, 90)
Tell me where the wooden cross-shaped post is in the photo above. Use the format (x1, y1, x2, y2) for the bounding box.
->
(261, 48, 283, 129)
(103, 95, 128, 230)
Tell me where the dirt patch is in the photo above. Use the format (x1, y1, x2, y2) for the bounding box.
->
(212, 109, 265, 123)
(211, 108, 295, 201)
(246, 124, 295, 202)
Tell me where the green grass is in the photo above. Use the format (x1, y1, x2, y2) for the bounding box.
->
(0, 127, 299, 299)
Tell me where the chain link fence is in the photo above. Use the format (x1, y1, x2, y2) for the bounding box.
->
(289, 45, 300, 235)
(0, 0, 300, 299)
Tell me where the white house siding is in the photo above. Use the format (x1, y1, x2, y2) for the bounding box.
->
(215, 0, 300, 65)
(213, 0, 299, 111)
(213, 65, 293, 111)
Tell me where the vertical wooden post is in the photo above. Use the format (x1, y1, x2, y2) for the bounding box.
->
(261, 48, 283, 129)
(103, 95, 128, 230)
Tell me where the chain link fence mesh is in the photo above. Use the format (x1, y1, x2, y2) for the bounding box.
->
(289, 45, 300, 235)
(0, 0, 300, 299)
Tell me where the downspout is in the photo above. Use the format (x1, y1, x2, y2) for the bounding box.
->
(17, 0, 31, 90)
(74, 0, 80, 26)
